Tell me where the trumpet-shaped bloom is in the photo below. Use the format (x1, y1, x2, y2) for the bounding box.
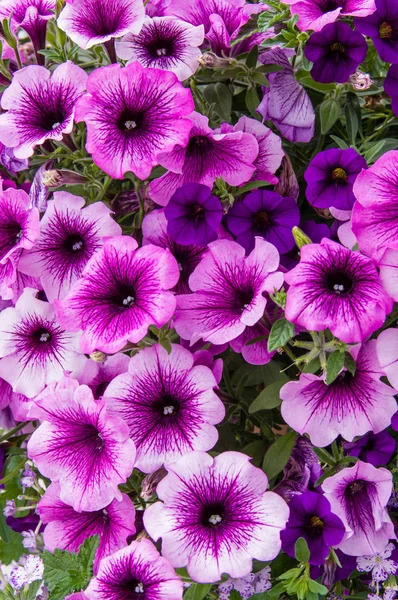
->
(355, 0, 398, 64)
(284, 0, 376, 32)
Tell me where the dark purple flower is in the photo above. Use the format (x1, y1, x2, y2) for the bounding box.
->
(305, 148, 367, 211)
(385, 64, 398, 116)
(281, 491, 345, 565)
(6, 511, 42, 534)
(355, 0, 398, 64)
(304, 22, 368, 84)
(164, 183, 223, 246)
(344, 431, 396, 467)
(275, 436, 322, 501)
(227, 190, 300, 254)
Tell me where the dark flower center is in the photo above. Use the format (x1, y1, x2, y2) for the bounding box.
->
(336, 370, 354, 384)
(41, 109, 65, 131)
(326, 271, 353, 295)
(149, 38, 174, 58)
(254, 210, 270, 228)
(117, 579, 145, 598)
(345, 479, 366, 496)
(92, 380, 111, 400)
(154, 394, 180, 417)
(330, 42, 346, 54)
(344, 478, 376, 533)
(63, 233, 85, 253)
(331, 167, 347, 182)
(32, 327, 52, 343)
(191, 203, 206, 221)
(111, 283, 136, 308)
(235, 287, 255, 311)
(102, 508, 110, 524)
(0, 220, 23, 258)
(186, 135, 213, 157)
(307, 515, 325, 537)
(201, 503, 225, 528)
(320, 0, 343, 12)
(117, 109, 144, 134)
(380, 21, 393, 39)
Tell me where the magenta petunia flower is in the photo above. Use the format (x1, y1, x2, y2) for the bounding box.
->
(80, 352, 130, 399)
(56, 236, 180, 354)
(38, 482, 136, 573)
(280, 341, 397, 447)
(104, 343, 225, 473)
(229, 321, 275, 366)
(27, 377, 136, 512)
(149, 111, 259, 206)
(18, 192, 121, 302)
(322, 461, 395, 556)
(0, 288, 87, 398)
(85, 538, 183, 600)
(284, 239, 393, 343)
(0, 62, 87, 159)
(377, 328, 398, 392)
(144, 451, 289, 583)
(74, 62, 194, 180)
(378, 242, 398, 301)
(174, 238, 283, 345)
(116, 16, 204, 80)
(57, 0, 145, 50)
(284, 0, 376, 32)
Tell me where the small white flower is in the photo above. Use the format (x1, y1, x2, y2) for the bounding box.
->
(22, 530, 37, 550)
(357, 544, 397, 582)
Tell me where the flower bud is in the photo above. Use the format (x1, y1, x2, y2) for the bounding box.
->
(198, 52, 234, 69)
(349, 70, 373, 91)
(292, 226, 312, 249)
(89, 351, 108, 363)
(42, 169, 88, 187)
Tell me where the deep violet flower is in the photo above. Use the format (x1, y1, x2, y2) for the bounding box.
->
(18, 192, 121, 302)
(385, 65, 398, 116)
(227, 190, 300, 254)
(284, 0, 376, 32)
(57, 0, 145, 50)
(274, 436, 322, 502)
(284, 239, 393, 343)
(142, 209, 207, 294)
(85, 538, 183, 600)
(344, 431, 396, 467)
(322, 461, 395, 555)
(0, 62, 87, 159)
(75, 62, 194, 180)
(304, 22, 368, 84)
(56, 236, 180, 354)
(164, 184, 223, 246)
(144, 451, 289, 583)
(0, 288, 87, 398)
(280, 341, 397, 447)
(304, 148, 367, 211)
(27, 377, 136, 512)
(174, 238, 283, 345)
(116, 16, 204, 80)
(355, 0, 398, 64)
(149, 111, 259, 206)
(280, 491, 345, 565)
(38, 482, 136, 573)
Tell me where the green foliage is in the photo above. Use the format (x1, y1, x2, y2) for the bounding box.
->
(249, 380, 286, 413)
(325, 351, 345, 385)
(267, 319, 295, 352)
(184, 583, 212, 600)
(262, 430, 297, 480)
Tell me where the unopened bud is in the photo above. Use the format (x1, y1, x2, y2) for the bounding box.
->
(141, 468, 167, 500)
(198, 52, 234, 69)
(349, 70, 373, 91)
(42, 169, 88, 187)
(274, 155, 299, 201)
(292, 226, 312, 249)
(89, 351, 107, 363)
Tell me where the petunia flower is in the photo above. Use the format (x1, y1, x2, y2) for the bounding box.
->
(116, 16, 204, 80)
(284, 239, 393, 343)
(377, 328, 398, 392)
(304, 22, 368, 84)
(0, 288, 87, 398)
(304, 148, 367, 211)
(27, 377, 136, 512)
(322, 461, 395, 556)
(75, 61, 193, 180)
(149, 111, 258, 206)
(284, 0, 376, 32)
(357, 543, 397, 582)
(229, 320, 275, 366)
(0, 61, 87, 159)
(80, 352, 130, 399)
(174, 238, 283, 346)
(385, 65, 398, 116)
(38, 482, 136, 573)
(18, 191, 121, 302)
(56, 236, 180, 354)
(280, 342, 397, 447)
(85, 538, 183, 600)
(104, 343, 225, 473)
(274, 436, 322, 502)
(355, 0, 398, 64)
(344, 431, 396, 467)
(144, 451, 289, 583)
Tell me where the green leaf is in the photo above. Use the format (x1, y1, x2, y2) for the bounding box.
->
(183, 583, 212, 600)
(233, 180, 271, 196)
(0, 510, 9, 543)
(320, 99, 341, 134)
(267, 318, 295, 352)
(230, 591, 243, 600)
(344, 103, 359, 144)
(302, 357, 321, 374)
(249, 380, 286, 413)
(159, 338, 172, 354)
(251, 71, 270, 86)
(325, 351, 345, 385)
(344, 352, 357, 377)
(203, 82, 232, 121)
(295, 537, 310, 563)
(307, 579, 328, 595)
(77, 535, 100, 580)
(246, 44, 259, 68)
(364, 139, 386, 164)
(262, 430, 297, 480)
(26, 579, 44, 600)
(330, 135, 348, 149)
(245, 86, 261, 118)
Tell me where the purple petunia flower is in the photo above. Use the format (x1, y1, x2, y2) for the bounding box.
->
(0, 62, 87, 159)
(322, 461, 395, 555)
(280, 491, 345, 565)
(229, 320, 275, 366)
(304, 22, 368, 84)
(284, 239, 393, 343)
(344, 431, 396, 467)
(85, 538, 183, 600)
(18, 192, 121, 302)
(27, 377, 136, 512)
(174, 238, 283, 345)
(80, 352, 130, 399)
(142, 209, 207, 294)
(104, 343, 225, 473)
(304, 148, 367, 211)
(284, 0, 376, 32)
(164, 183, 223, 246)
(56, 236, 180, 354)
(355, 0, 398, 64)
(57, 0, 145, 51)
(38, 482, 136, 573)
(149, 111, 258, 206)
(280, 341, 397, 447)
(377, 328, 398, 392)
(144, 451, 289, 583)
(0, 288, 87, 398)
(385, 65, 398, 116)
(75, 62, 194, 180)
(227, 190, 300, 254)
(115, 16, 204, 80)
(275, 436, 322, 502)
